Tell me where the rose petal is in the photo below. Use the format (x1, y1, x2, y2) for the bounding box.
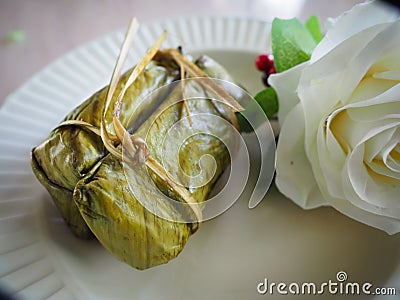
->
(345, 83, 400, 121)
(367, 130, 400, 179)
(373, 70, 400, 81)
(316, 120, 347, 200)
(275, 103, 327, 208)
(300, 23, 400, 151)
(325, 84, 400, 156)
(368, 159, 400, 180)
(348, 129, 400, 207)
(268, 62, 308, 126)
(384, 139, 400, 173)
(349, 78, 398, 105)
(316, 143, 400, 235)
(327, 187, 400, 235)
(375, 44, 400, 70)
(312, 1, 398, 62)
(364, 126, 398, 163)
(329, 112, 399, 157)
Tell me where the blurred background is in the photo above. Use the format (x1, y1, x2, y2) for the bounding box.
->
(0, 0, 366, 106)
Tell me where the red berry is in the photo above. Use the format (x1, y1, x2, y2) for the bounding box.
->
(255, 53, 274, 72)
(268, 66, 276, 75)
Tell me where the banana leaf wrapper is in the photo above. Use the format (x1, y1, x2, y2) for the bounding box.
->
(31, 55, 179, 238)
(74, 71, 237, 269)
(31, 46, 241, 269)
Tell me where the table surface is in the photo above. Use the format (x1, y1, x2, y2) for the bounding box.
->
(0, 0, 366, 107)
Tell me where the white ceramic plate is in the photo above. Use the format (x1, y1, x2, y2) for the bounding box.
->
(0, 17, 399, 300)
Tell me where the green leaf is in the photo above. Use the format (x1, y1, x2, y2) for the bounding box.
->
(305, 15, 323, 43)
(236, 113, 253, 132)
(5, 30, 26, 43)
(254, 87, 278, 118)
(271, 18, 316, 73)
(237, 87, 278, 132)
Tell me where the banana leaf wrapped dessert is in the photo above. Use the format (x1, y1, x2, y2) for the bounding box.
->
(31, 55, 177, 239)
(31, 20, 243, 269)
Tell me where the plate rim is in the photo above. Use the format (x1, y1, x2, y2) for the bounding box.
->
(1, 15, 271, 112)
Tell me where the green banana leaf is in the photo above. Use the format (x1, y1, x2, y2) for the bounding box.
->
(31, 49, 241, 269)
(31, 57, 177, 238)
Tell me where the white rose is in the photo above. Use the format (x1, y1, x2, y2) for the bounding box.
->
(269, 1, 400, 234)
